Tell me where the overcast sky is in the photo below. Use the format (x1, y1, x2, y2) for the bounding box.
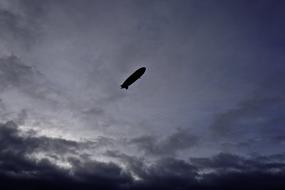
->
(0, 0, 285, 189)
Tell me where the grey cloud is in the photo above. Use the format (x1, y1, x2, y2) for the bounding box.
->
(0, 3, 42, 51)
(210, 95, 285, 139)
(0, 55, 66, 106)
(0, 9, 32, 41)
(255, 153, 285, 163)
(130, 129, 199, 156)
(105, 150, 148, 179)
(191, 152, 285, 174)
(0, 121, 90, 156)
(271, 135, 285, 144)
(0, 55, 34, 90)
(190, 153, 285, 190)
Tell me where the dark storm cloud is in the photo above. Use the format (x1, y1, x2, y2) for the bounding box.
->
(0, 120, 133, 189)
(68, 157, 132, 188)
(0, 120, 89, 156)
(104, 150, 285, 190)
(130, 129, 199, 156)
(106, 150, 199, 189)
(132, 158, 198, 190)
(1, 121, 285, 190)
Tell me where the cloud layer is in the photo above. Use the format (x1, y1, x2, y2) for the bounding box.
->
(1, 0, 285, 189)
(0, 121, 285, 189)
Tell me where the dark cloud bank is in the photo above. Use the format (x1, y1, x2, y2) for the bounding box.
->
(0, 121, 285, 190)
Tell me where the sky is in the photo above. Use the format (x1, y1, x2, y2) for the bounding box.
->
(0, 0, 285, 189)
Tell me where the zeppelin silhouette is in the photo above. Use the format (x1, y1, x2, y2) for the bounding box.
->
(121, 67, 146, 89)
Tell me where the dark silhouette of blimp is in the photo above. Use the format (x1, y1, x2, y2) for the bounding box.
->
(121, 67, 146, 89)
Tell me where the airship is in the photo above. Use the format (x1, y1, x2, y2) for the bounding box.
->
(121, 67, 146, 89)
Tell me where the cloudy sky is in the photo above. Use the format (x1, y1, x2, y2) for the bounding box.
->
(0, 0, 285, 189)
